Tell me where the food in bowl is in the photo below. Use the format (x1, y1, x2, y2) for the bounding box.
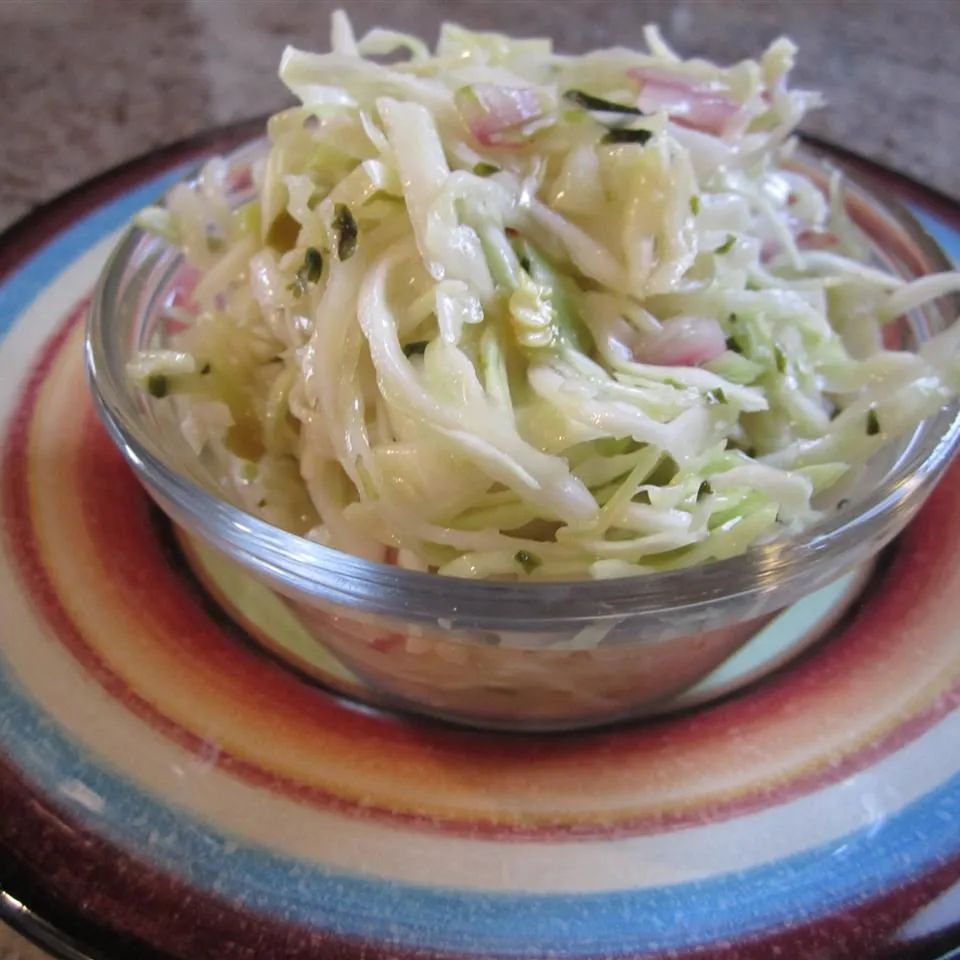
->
(128, 12, 960, 585)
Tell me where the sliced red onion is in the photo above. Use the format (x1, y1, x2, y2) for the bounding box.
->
(760, 237, 781, 263)
(166, 265, 201, 309)
(163, 317, 192, 335)
(228, 165, 254, 193)
(633, 314, 727, 366)
(796, 228, 839, 251)
(628, 68, 740, 136)
(455, 83, 549, 147)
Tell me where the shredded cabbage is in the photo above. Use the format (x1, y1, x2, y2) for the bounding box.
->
(130, 12, 960, 580)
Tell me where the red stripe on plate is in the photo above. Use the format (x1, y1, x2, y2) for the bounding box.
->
(4, 301, 960, 841)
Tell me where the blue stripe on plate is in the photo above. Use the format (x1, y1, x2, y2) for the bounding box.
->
(914, 209, 960, 265)
(0, 659, 958, 955)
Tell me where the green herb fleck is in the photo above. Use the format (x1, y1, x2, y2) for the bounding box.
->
(697, 480, 713, 501)
(774, 345, 787, 373)
(332, 203, 358, 261)
(563, 89, 645, 115)
(601, 127, 653, 146)
(200, 362, 212, 375)
(257, 498, 267, 508)
(715, 234, 736, 255)
(146, 374, 169, 398)
(866, 407, 881, 436)
(473, 162, 500, 177)
(689, 195, 701, 216)
(288, 246, 324, 298)
(303, 246, 324, 282)
(206, 234, 224, 254)
(708, 387, 727, 405)
(403, 340, 429, 358)
(514, 550, 542, 574)
(725, 337, 742, 354)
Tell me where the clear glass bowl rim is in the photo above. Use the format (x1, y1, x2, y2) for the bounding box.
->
(86, 139, 960, 628)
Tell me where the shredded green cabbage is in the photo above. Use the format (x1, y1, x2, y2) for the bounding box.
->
(130, 12, 960, 580)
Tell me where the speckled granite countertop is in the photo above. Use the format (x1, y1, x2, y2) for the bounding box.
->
(1, 0, 959, 235)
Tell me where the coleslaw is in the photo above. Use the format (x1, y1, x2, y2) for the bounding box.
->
(130, 12, 960, 580)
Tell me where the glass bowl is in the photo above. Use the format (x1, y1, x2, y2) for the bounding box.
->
(85, 139, 960, 731)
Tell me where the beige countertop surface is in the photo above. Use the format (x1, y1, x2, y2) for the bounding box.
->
(1, 0, 959, 235)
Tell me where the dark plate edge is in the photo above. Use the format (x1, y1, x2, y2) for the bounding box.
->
(1, 890, 117, 960)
